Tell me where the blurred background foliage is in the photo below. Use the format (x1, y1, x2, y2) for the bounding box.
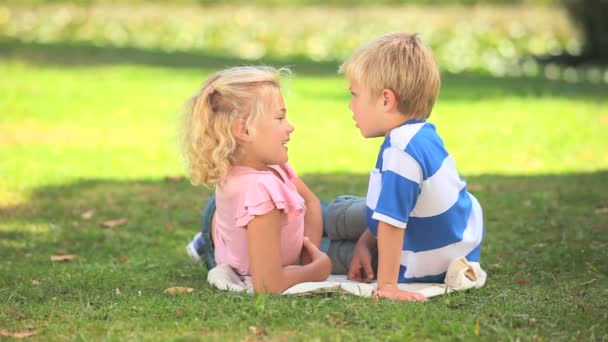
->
(563, 0, 608, 64)
(0, 0, 606, 81)
(1, 0, 558, 5)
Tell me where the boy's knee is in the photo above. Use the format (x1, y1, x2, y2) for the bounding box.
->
(326, 195, 362, 227)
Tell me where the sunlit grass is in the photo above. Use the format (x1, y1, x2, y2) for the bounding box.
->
(1, 61, 607, 195)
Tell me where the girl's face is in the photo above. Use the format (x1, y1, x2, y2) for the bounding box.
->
(247, 90, 294, 168)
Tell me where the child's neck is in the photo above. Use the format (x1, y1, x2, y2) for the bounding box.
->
(383, 112, 418, 136)
(231, 152, 271, 172)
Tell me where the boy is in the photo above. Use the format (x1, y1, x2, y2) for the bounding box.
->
(335, 32, 485, 301)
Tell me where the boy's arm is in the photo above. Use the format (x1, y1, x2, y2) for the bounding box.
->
(292, 177, 323, 264)
(375, 221, 427, 302)
(247, 209, 331, 294)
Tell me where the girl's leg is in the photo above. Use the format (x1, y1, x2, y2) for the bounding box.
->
(186, 194, 217, 269)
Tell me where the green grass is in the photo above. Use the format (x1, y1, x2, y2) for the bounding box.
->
(1, 44, 607, 340)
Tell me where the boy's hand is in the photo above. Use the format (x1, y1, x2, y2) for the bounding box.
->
(374, 284, 427, 302)
(348, 239, 375, 283)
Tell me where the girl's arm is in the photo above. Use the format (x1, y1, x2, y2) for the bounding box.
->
(375, 221, 427, 301)
(291, 177, 323, 263)
(247, 208, 331, 294)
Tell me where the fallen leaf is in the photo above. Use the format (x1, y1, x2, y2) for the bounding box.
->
(115, 255, 129, 264)
(594, 206, 608, 215)
(249, 326, 267, 336)
(516, 278, 529, 285)
(0, 329, 39, 338)
(81, 209, 95, 220)
(100, 217, 127, 228)
(164, 287, 195, 295)
(175, 307, 185, 318)
(9, 309, 27, 320)
(593, 225, 608, 233)
(468, 184, 484, 192)
(115, 288, 121, 295)
(50, 254, 77, 262)
(164, 222, 175, 232)
(32, 280, 40, 286)
(165, 176, 185, 183)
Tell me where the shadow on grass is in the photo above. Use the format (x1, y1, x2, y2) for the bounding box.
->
(1, 38, 608, 101)
(0, 38, 340, 76)
(1, 171, 607, 277)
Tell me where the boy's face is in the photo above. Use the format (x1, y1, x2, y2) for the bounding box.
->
(348, 79, 385, 138)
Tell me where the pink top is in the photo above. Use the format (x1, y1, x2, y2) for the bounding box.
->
(213, 163, 305, 275)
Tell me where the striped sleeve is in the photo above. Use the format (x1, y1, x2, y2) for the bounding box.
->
(371, 146, 423, 229)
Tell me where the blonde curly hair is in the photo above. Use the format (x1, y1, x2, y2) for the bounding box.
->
(182, 66, 288, 185)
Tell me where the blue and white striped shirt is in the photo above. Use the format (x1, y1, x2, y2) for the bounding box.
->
(366, 120, 484, 283)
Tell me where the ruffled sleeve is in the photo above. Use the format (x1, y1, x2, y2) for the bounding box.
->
(281, 162, 298, 181)
(234, 174, 305, 227)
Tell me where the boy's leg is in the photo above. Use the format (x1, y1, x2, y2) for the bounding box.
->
(325, 195, 368, 240)
(186, 194, 217, 269)
(324, 195, 377, 275)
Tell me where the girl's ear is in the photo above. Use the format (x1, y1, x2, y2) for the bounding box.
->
(381, 88, 397, 111)
(233, 118, 252, 143)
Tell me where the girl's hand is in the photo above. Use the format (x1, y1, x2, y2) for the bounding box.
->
(374, 284, 427, 302)
(302, 236, 323, 260)
(302, 237, 332, 280)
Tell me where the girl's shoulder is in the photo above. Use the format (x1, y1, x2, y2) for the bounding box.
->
(218, 163, 297, 198)
(218, 163, 304, 227)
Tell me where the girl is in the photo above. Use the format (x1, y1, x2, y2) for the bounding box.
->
(182, 66, 332, 294)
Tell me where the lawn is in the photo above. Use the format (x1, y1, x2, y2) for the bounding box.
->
(1, 11, 608, 342)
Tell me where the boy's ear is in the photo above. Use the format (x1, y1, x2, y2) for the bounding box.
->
(381, 89, 397, 111)
(232, 118, 252, 143)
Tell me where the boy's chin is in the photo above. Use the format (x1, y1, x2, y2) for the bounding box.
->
(360, 130, 384, 139)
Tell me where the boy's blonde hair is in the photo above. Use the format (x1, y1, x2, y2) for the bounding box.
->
(182, 66, 287, 185)
(339, 32, 441, 119)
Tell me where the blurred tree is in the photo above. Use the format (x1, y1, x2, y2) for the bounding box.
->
(564, 0, 608, 64)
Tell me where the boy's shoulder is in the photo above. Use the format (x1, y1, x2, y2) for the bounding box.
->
(386, 121, 440, 152)
(383, 122, 448, 180)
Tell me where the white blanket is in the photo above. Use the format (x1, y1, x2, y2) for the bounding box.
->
(208, 256, 486, 298)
